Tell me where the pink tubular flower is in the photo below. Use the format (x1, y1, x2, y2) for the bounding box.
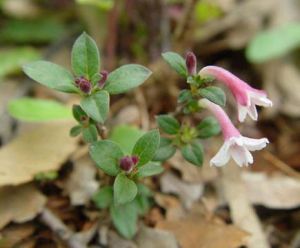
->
(199, 66, 272, 122)
(199, 99, 269, 167)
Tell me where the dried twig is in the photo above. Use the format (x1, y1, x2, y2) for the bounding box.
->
(262, 151, 300, 180)
(40, 208, 97, 248)
(220, 163, 270, 248)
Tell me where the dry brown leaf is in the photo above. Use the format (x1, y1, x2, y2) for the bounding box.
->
(154, 193, 185, 221)
(156, 213, 248, 248)
(108, 231, 137, 248)
(0, 183, 46, 229)
(135, 225, 178, 248)
(65, 155, 99, 206)
(160, 172, 204, 208)
(0, 223, 35, 248)
(242, 171, 300, 209)
(0, 121, 78, 187)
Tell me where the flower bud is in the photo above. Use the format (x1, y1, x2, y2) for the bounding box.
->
(186, 52, 197, 75)
(98, 70, 108, 88)
(119, 155, 139, 173)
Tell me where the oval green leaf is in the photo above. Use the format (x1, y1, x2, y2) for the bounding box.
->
(104, 64, 152, 94)
(23, 61, 77, 93)
(132, 129, 160, 166)
(113, 173, 137, 205)
(199, 86, 226, 106)
(181, 140, 204, 166)
(162, 52, 187, 78)
(80, 90, 109, 123)
(71, 32, 100, 79)
(8, 97, 72, 122)
(89, 140, 123, 176)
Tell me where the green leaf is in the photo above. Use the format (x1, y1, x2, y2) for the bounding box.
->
(110, 202, 138, 239)
(181, 140, 204, 166)
(162, 52, 187, 78)
(8, 97, 72, 122)
(156, 115, 180, 135)
(199, 86, 226, 106)
(76, 0, 114, 11)
(23, 61, 77, 93)
(93, 186, 113, 209)
(0, 47, 40, 79)
(137, 162, 164, 178)
(114, 173, 137, 205)
(153, 137, 176, 161)
(70, 125, 82, 137)
(178, 89, 192, 103)
(132, 129, 160, 166)
(72, 105, 87, 123)
(0, 19, 64, 44)
(89, 140, 123, 176)
(71, 32, 100, 79)
(109, 125, 144, 154)
(246, 23, 300, 63)
(82, 124, 98, 143)
(133, 195, 151, 216)
(104, 64, 152, 94)
(137, 183, 152, 197)
(197, 116, 220, 139)
(194, 1, 222, 23)
(80, 91, 109, 123)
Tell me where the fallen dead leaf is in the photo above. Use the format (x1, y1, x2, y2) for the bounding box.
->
(0, 223, 35, 248)
(108, 231, 137, 248)
(156, 212, 248, 248)
(65, 155, 99, 206)
(160, 172, 204, 208)
(135, 225, 178, 248)
(0, 183, 46, 229)
(242, 171, 300, 209)
(154, 193, 185, 221)
(0, 121, 78, 187)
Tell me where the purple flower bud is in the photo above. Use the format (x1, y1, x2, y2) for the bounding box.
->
(186, 52, 197, 75)
(98, 70, 108, 88)
(75, 76, 84, 86)
(119, 155, 139, 173)
(79, 80, 92, 94)
(131, 155, 139, 165)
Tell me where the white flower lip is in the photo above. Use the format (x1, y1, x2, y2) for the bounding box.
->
(210, 136, 269, 167)
(238, 90, 273, 122)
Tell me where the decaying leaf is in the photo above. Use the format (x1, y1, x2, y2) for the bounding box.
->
(0, 121, 78, 187)
(135, 225, 178, 248)
(0, 183, 46, 229)
(156, 212, 248, 248)
(154, 193, 185, 221)
(65, 155, 99, 206)
(0, 223, 35, 248)
(242, 171, 300, 209)
(108, 231, 137, 248)
(160, 172, 204, 208)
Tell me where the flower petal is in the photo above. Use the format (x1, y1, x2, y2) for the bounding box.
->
(229, 144, 253, 167)
(242, 137, 269, 151)
(248, 102, 258, 121)
(237, 104, 248, 122)
(210, 142, 231, 167)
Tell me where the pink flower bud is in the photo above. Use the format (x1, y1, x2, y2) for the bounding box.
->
(98, 70, 108, 88)
(186, 52, 197, 75)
